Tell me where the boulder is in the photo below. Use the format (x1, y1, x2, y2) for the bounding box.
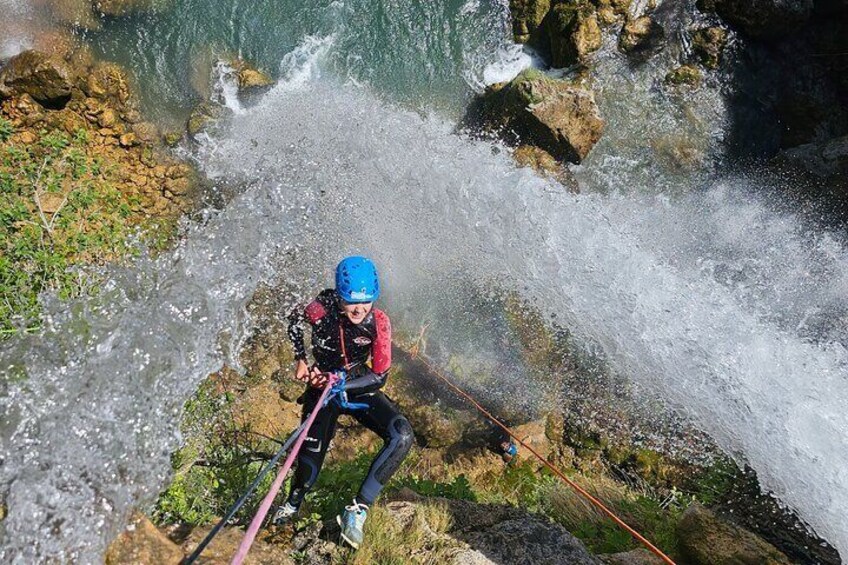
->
(701, 0, 812, 39)
(187, 101, 226, 138)
(179, 524, 296, 565)
(692, 26, 727, 69)
(476, 69, 604, 163)
(105, 513, 183, 565)
(445, 498, 602, 564)
(619, 16, 665, 56)
(510, 0, 552, 44)
(85, 62, 133, 106)
(781, 134, 848, 178)
(600, 548, 668, 565)
(543, 2, 602, 68)
(677, 503, 793, 565)
(51, 0, 101, 30)
(0, 51, 74, 108)
(513, 144, 578, 190)
(665, 64, 702, 87)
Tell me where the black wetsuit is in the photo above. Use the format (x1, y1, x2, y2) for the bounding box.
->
(284, 289, 414, 507)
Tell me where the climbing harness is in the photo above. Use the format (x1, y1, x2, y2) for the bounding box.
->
(331, 372, 370, 411)
(411, 352, 678, 565)
(229, 374, 339, 564)
(183, 419, 311, 564)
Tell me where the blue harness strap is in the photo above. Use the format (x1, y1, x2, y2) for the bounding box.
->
(328, 372, 369, 411)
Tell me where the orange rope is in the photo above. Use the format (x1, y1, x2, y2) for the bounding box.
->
(411, 352, 677, 565)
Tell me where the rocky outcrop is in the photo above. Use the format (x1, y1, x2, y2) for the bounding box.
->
(692, 26, 727, 69)
(434, 496, 602, 564)
(0, 51, 74, 108)
(600, 548, 668, 565)
(781, 134, 848, 178)
(473, 69, 604, 164)
(513, 144, 578, 190)
(665, 65, 702, 87)
(677, 503, 794, 565)
(619, 15, 665, 57)
(105, 513, 183, 565)
(698, 0, 813, 39)
(1, 47, 197, 216)
(543, 2, 602, 68)
(510, 0, 552, 45)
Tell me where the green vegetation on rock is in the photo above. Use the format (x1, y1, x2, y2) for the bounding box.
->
(0, 126, 142, 334)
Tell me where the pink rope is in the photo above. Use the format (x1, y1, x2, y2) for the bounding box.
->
(230, 375, 338, 565)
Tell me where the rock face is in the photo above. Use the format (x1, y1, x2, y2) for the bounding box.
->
(619, 16, 665, 56)
(439, 497, 602, 565)
(543, 2, 602, 68)
(692, 26, 727, 69)
(599, 548, 668, 565)
(781, 134, 848, 178)
(475, 69, 604, 164)
(0, 51, 74, 108)
(677, 503, 794, 565)
(105, 513, 183, 565)
(510, 0, 552, 45)
(701, 0, 813, 38)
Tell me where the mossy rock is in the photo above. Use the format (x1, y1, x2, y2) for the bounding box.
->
(665, 65, 702, 87)
(677, 503, 793, 565)
(543, 1, 602, 68)
(692, 26, 727, 69)
(473, 69, 605, 164)
(619, 16, 665, 57)
(0, 51, 74, 108)
(510, 0, 552, 44)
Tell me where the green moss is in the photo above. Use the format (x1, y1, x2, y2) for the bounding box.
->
(688, 457, 738, 506)
(665, 65, 702, 86)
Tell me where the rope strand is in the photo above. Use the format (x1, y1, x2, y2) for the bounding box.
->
(411, 352, 677, 565)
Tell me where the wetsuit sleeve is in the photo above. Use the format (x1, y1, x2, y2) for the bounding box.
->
(287, 308, 308, 361)
(287, 298, 328, 361)
(346, 309, 391, 394)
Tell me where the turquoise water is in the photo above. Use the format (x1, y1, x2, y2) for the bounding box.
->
(83, 0, 513, 121)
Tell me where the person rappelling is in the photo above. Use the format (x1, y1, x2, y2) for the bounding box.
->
(271, 255, 415, 549)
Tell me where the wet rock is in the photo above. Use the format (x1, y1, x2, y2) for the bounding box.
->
(600, 548, 668, 565)
(237, 66, 274, 91)
(509, 0, 552, 44)
(543, 2, 602, 68)
(619, 15, 665, 57)
(445, 498, 602, 564)
(105, 513, 183, 565)
(95, 0, 164, 17)
(596, 0, 631, 24)
(119, 132, 138, 147)
(187, 101, 225, 138)
(179, 524, 296, 565)
(665, 64, 702, 87)
(474, 69, 604, 163)
(692, 26, 727, 69)
(781, 134, 848, 178)
(513, 144, 578, 190)
(0, 51, 74, 108)
(677, 503, 794, 565)
(86, 62, 133, 106)
(404, 403, 466, 448)
(132, 121, 159, 144)
(700, 0, 812, 39)
(51, 0, 102, 30)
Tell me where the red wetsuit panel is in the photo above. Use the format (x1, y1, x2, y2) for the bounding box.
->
(371, 309, 392, 374)
(305, 300, 327, 324)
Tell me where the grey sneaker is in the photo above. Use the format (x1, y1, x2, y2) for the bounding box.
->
(271, 501, 299, 526)
(336, 500, 368, 549)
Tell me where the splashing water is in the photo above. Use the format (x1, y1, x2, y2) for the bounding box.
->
(1, 0, 847, 561)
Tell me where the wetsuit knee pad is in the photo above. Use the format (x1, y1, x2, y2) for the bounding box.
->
(392, 416, 415, 455)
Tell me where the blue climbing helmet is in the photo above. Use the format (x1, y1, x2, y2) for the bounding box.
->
(335, 256, 380, 303)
